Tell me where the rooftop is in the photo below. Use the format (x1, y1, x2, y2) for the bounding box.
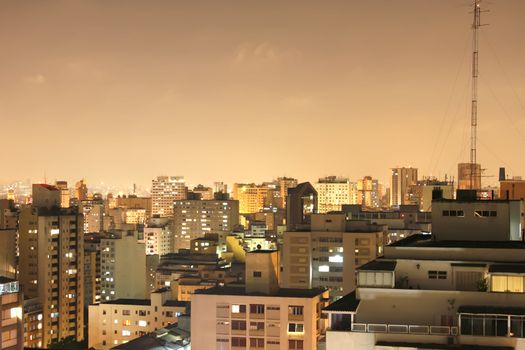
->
(163, 300, 189, 307)
(194, 286, 326, 298)
(376, 341, 512, 350)
(323, 291, 360, 313)
(389, 233, 525, 249)
(357, 260, 397, 272)
(103, 299, 151, 306)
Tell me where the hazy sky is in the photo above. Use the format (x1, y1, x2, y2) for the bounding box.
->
(1, 0, 524, 190)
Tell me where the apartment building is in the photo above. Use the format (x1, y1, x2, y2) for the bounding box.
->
(88, 289, 188, 350)
(19, 184, 85, 345)
(0, 277, 23, 350)
(282, 213, 386, 298)
(144, 217, 173, 256)
(23, 298, 42, 348)
(151, 176, 187, 217)
(390, 167, 418, 207)
(314, 176, 357, 213)
(173, 198, 239, 251)
(324, 191, 525, 350)
(191, 250, 329, 350)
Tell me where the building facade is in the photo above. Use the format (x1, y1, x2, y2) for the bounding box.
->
(151, 176, 187, 217)
(390, 167, 418, 207)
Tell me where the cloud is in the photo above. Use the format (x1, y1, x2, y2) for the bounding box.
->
(234, 42, 301, 65)
(23, 74, 46, 85)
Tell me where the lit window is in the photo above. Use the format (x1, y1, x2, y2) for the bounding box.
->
(318, 265, 329, 272)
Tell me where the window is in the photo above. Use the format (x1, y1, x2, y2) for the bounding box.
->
(491, 275, 524, 293)
(289, 306, 304, 316)
(231, 337, 246, 347)
(318, 265, 329, 272)
(231, 320, 246, 330)
(165, 311, 173, 317)
(288, 323, 304, 333)
(443, 210, 464, 217)
(249, 322, 264, 331)
(289, 340, 304, 350)
(122, 310, 130, 316)
(460, 314, 508, 336)
(122, 320, 131, 326)
(122, 330, 131, 336)
(253, 271, 262, 278)
(250, 304, 264, 314)
(232, 304, 246, 314)
(250, 338, 264, 348)
(475, 210, 497, 217)
(428, 271, 447, 279)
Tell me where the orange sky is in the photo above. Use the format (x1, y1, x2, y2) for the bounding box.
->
(1, 0, 524, 189)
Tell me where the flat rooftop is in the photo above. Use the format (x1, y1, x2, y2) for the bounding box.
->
(103, 299, 151, 306)
(376, 341, 512, 350)
(389, 233, 525, 249)
(358, 260, 397, 272)
(194, 286, 326, 298)
(323, 291, 360, 313)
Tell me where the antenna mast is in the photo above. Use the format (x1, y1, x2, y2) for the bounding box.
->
(469, 0, 482, 190)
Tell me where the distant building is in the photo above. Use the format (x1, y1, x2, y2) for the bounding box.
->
(191, 250, 329, 350)
(277, 177, 298, 209)
(31, 184, 60, 209)
(88, 289, 189, 350)
(173, 198, 239, 251)
(191, 184, 214, 200)
(54, 180, 70, 208)
(408, 177, 454, 211)
(282, 213, 386, 298)
(286, 182, 317, 231)
(314, 176, 356, 213)
(356, 176, 383, 209)
(0, 199, 17, 229)
(233, 183, 275, 214)
(151, 176, 187, 217)
(0, 229, 17, 278)
(458, 162, 481, 190)
(81, 199, 105, 234)
(115, 195, 152, 219)
(144, 217, 173, 256)
(0, 277, 23, 350)
(75, 179, 89, 201)
(390, 167, 418, 207)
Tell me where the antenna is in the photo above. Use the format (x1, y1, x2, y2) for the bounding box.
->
(469, 0, 488, 190)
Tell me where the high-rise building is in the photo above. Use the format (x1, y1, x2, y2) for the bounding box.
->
(18, 200, 84, 345)
(80, 199, 105, 234)
(232, 183, 274, 214)
(390, 167, 418, 207)
(0, 199, 17, 230)
(458, 162, 482, 190)
(191, 185, 214, 200)
(115, 195, 152, 219)
(324, 191, 525, 350)
(286, 182, 317, 231)
(356, 176, 382, 209)
(144, 217, 173, 256)
(151, 176, 187, 217)
(0, 277, 23, 350)
(191, 250, 329, 350)
(100, 232, 148, 302)
(282, 213, 386, 298)
(23, 297, 43, 348)
(0, 229, 17, 279)
(314, 176, 356, 213)
(173, 198, 239, 251)
(54, 181, 70, 208)
(75, 179, 88, 201)
(277, 177, 298, 209)
(213, 182, 228, 194)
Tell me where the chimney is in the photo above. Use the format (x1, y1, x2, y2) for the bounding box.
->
(499, 167, 506, 181)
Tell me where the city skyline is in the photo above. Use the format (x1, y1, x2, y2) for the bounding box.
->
(2, 1, 525, 188)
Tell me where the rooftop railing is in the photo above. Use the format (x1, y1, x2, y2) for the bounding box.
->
(351, 323, 458, 336)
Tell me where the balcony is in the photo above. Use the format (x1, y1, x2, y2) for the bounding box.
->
(351, 323, 458, 336)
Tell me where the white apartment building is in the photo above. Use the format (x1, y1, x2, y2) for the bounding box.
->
(151, 176, 187, 217)
(173, 199, 239, 251)
(191, 251, 329, 350)
(324, 193, 525, 350)
(144, 217, 173, 256)
(88, 289, 188, 350)
(282, 213, 386, 298)
(80, 200, 104, 234)
(314, 176, 357, 213)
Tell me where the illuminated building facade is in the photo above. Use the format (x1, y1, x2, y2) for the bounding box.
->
(314, 176, 357, 213)
(390, 167, 418, 207)
(151, 176, 187, 217)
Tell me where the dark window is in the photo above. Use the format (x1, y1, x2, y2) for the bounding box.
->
(253, 271, 262, 278)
